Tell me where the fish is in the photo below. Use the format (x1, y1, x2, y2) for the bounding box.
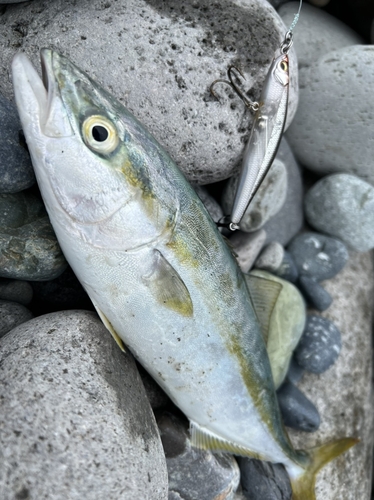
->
(12, 49, 357, 500)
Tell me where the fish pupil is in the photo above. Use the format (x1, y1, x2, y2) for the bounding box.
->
(92, 125, 109, 142)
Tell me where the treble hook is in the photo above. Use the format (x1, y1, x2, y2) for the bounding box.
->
(210, 65, 259, 113)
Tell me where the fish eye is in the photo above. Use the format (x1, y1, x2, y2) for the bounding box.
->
(280, 60, 288, 72)
(82, 115, 119, 154)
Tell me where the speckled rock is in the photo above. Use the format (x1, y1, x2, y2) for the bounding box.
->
(230, 229, 267, 273)
(305, 174, 374, 252)
(0, 310, 168, 499)
(248, 270, 306, 389)
(0, 192, 67, 280)
(158, 412, 240, 500)
(254, 242, 284, 273)
(194, 185, 224, 223)
(0, 299, 32, 338)
(0, 278, 33, 305)
(238, 457, 291, 500)
(298, 276, 333, 312)
(0, 0, 298, 185)
(277, 381, 320, 432)
(286, 45, 374, 184)
(222, 158, 287, 232)
(0, 93, 35, 194)
(279, 2, 363, 68)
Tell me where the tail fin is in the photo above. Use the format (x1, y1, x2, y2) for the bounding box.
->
(290, 438, 358, 500)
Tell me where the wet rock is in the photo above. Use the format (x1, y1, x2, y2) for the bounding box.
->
(0, 310, 168, 499)
(194, 185, 224, 223)
(0, 299, 32, 338)
(0, 278, 33, 305)
(295, 315, 342, 374)
(298, 276, 333, 312)
(305, 174, 374, 252)
(238, 457, 291, 500)
(254, 242, 284, 273)
(230, 229, 267, 273)
(277, 381, 321, 432)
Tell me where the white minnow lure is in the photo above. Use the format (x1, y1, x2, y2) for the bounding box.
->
(12, 49, 357, 500)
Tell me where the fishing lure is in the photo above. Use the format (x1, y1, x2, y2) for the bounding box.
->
(211, 1, 302, 231)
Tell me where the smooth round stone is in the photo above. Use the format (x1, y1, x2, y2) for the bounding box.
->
(286, 357, 304, 385)
(276, 251, 298, 283)
(248, 270, 306, 389)
(298, 276, 333, 312)
(222, 158, 287, 232)
(279, 2, 363, 68)
(238, 457, 291, 500)
(287, 231, 349, 281)
(0, 278, 33, 305)
(286, 45, 374, 185)
(295, 315, 342, 374)
(229, 229, 267, 273)
(158, 412, 240, 500)
(0, 94, 35, 194)
(254, 241, 285, 273)
(277, 381, 321, 432)
(0, 311, 168, 499)
(0, 299, 32, 338)
(193, 185, 223, 223)
(305, 174, 374, 252)
(0, 0, 298, 185)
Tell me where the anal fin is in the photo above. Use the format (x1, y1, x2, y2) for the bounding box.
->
(92, 300, 126, 352)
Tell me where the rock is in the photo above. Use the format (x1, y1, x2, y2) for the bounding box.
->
(298, 276, 333, 312)
(0, 93, 35, 194)
(238, 457, 292, 500)
(158, 412, 240, 500)
(286, 357, 304, 385)
(288, 251, 374, 500)
(230, 229, 267, 273)
(254, 242, 284, 273)
(0, 310, 168, 499)
(305, 174, 374, 252)
(276, 251, 298, 283)
(277, 381, 321, 432)
(287, 232, 349, 281)
(286, 45, 374, 185)
(222, 158, 287, 232)
(0, 299, 32, 338)
(0, 0, 298, 185)
(294, 315, 342, 374)
(279, 2, 363, 68)
(248, 270, 306, 389)
(194, 185, 224, 223)
(261, 138, 303, 246)
(0, 278, 33, 305)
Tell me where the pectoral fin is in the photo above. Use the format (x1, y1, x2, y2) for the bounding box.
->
(91, 300, 126, 352)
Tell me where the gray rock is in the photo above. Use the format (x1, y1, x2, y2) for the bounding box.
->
(0, 310, 168, 500)
(229, 229, 267, 273)
(0, 299, 32, 338)
(279, 2, 363, 68)
(277, 381, 321, 432)
(286, 357, 304, 385)
(261, 138, 303, 246)
(276, 251, 298, 283)
(286, 45, 374, 185)
(158, 412, 240, 500)
(0, 93, 35, 194)
(194, 185, 224, 224)
(222, 158, 287, 231)
(0, 279, 33, 305)
(0, 0, 298, 185)
(238, 457, 291, 500)
(254, 242, 285, 272)
(305, 174, 374, 252)
(298, 276, 333, 312)
(0, 192, 67, 280)
(287, 232, 349, 281)
(295, 315, 342, 374)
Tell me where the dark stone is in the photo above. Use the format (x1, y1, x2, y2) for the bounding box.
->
(276, 251, 298, 283)
(0, 278, 33, 305)
(286, 357, 304, 385)
(0, 299, 32, 338)
(295, 315, 342, 374)
(298, 276, 333, 311)
(277, 381, 320, 432)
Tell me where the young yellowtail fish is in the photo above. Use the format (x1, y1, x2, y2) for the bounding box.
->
(12, 49, 356, 500)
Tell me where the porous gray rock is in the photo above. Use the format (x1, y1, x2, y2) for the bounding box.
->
(0, 0, 298, 185)
(229, 229, 267, 273)
(0, 299, 32, 338)
(0, 310, 168, 500)
(305, 174, 374, 252)
(0, 278, 33, 305)
(286, 45, 374, 185)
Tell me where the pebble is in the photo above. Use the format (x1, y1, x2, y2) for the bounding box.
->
(222, 158, 287, 232)
(305, 174, 374, 252)
(238, 457, 291, 500)
(286, 45, 374, 185)
(0, 278, 33, 305)
(279, 2, 363, 68)
(277, 381, 321, 432)
(298, 276, 333, 312)
(295, 315, 342, 374)
(285, 357, 304, 385)
(275, 251, 298, 283)
(0, 310, 168, 499)
(254, 242, 284, 273)
(248, 270, 306, 389)
(287, 231, 349, 281)
(158, 412, 240, 500)
(0, 192, 67, 281)
(193, 185, 223, 223)
(0, 299, 32, 338)
(0, 93, 35, 194)
(0, 0, 298, 185)
(229, 229, 267, 273)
